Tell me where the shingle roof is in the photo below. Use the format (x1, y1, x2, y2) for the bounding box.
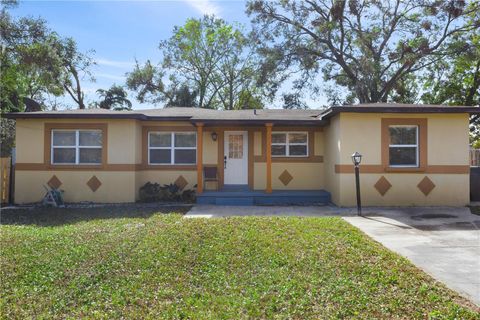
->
(5, 104, 479, 123)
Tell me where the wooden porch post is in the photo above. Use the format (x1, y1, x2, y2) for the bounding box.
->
(265, 123, 273, 193)
(196, 123, 204, 194)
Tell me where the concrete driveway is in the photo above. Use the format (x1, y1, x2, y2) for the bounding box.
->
(344, 207, 480, 306)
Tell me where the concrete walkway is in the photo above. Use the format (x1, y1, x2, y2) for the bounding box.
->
(185, 204, 354, 218)
(344, 207, 480, 306)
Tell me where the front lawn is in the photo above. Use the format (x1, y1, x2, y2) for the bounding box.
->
(1, 207, 478, 319)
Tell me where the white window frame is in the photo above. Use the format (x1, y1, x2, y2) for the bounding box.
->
(51, 129, 102, 165)
(271, 132, 309, 157)
(148, 132, 197, 165)
(388, 125, 419, 168)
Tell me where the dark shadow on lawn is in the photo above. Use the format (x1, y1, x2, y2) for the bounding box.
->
(0, 205, 191, 227)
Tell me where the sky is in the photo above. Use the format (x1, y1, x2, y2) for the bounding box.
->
(10, 0, 327, 110)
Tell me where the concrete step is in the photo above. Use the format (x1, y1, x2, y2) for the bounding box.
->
(215, 197, 254, 206)
(197, 190, 331, 206)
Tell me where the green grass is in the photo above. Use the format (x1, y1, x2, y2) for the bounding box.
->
(1, 207, 479, 319)
(470, 206, 480, 215)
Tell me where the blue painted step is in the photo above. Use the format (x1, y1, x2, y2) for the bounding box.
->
(215, 197, 254, 206)
(197, 187, 331, 206)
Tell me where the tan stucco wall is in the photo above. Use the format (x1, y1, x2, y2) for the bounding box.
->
(203, 131, 218, 165)
(271, 163, 324, 190)
(338, 113, 469, 165)
(15, 171, 136, 203)
(13, 114, 470, 206)
(253, 131, 262, 156)
(323, 116, 341, 205)
(254, 163, 266, 190)
(15, 119, 45, 163)
(328, 112, 470, 206)
(108, 120, 138, 164)
(314, 131, 324, 156)
(338, 173, 469, 206)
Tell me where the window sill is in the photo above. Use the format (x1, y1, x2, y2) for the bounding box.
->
(47, 164, 104, 170)
(384, 166, 425, 173)
(140, 164, 197, 170)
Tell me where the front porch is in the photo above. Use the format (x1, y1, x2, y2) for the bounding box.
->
(197, 185, 331, 206)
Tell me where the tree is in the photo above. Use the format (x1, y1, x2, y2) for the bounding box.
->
(247, 0, 480, 104)
(93, 84, 132, 111)
(0, 1, 94, 112)
(57, 37, 95, 109)
(420, 3, 480, 142)
(127, 16, 263, 109)
(282, 93, 308, 110)
(235, 89, 264, 109)
(126, 60, 166, 105)
(165, 85, 198, 108)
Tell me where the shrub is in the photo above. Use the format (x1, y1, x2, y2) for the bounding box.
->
(138, 182, 196, 203)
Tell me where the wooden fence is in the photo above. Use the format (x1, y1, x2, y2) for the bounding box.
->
(1, 157, 11, 204)
(471, 149, 480, 167)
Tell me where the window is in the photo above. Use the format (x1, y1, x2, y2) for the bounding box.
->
(148, 132, 196, 165)
(271, 132, 308, 157)
(51, 130, 102, 165)
(388, 125, 418, 167)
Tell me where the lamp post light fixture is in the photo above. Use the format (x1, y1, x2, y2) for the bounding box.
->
(351, 152, 362, 216)
(211, 132, 218, 142)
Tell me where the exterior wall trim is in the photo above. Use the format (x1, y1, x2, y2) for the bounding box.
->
(140, 125, 196, 170)
(254, 127, 324, 163)
(44, 123, 108, 170)
(381, 118, 428, 172)
(334, 164, 470, 174)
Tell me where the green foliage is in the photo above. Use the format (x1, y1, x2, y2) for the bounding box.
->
(1, 212, 478, 318)
(126, 16, 264, 109)
(165, 84, 198, 108)
(420, 4, 480, 140)
(125, 60, 165, 105)
(138, 182, 196, 203)
(234, 89, 264, 109)
(0, 3, 94, 112)
(93, 84, 132, 111)
(247, 0, 480, 104)
(0, 118, 15, 157)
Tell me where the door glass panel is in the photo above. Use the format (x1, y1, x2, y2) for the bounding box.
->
(228, 134, 243, 159)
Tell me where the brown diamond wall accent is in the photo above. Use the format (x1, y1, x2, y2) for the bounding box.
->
(47, 175, 62, 189)
(87, 176, 102, 192)
(417, 176, 435, 196)
(374, 176, 392, 196)
(278, 170, 293, 186)
(175, 175, 188, 190)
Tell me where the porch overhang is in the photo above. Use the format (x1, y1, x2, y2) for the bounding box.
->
(189, 119, 329, 126)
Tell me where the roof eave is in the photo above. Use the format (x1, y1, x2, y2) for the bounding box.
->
(320, 106, 480, 119)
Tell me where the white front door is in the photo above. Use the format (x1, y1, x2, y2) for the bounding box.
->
(224, 131, 248, 185)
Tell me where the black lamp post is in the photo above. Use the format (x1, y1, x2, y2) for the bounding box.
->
(351, 152, 362, 216)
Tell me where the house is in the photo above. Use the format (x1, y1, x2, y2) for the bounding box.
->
(6, 103, 479, 206)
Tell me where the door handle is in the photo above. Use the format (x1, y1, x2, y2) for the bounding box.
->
(224, 155, 227, 169)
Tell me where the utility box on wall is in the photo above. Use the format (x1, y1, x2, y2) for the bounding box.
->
(471, 167, 480, 201)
